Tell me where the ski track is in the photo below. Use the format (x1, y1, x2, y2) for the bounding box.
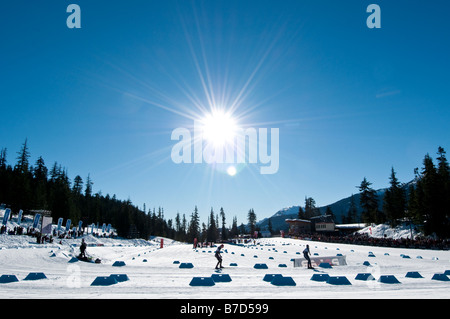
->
(0, 235, 449, 299)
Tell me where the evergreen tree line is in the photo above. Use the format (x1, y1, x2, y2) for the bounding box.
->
(0, 140, 253, 241)
(351, 147, 449, 239)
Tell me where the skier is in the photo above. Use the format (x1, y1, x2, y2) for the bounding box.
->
(303, 244, 313, 269)
(215, 244, 224, 269)
(79, 238, 87, 259)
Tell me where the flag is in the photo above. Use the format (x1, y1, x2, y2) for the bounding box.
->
(57, 218, 63, 232)
(65, 219, 72, 231)
(32, 214, 41, 228)
(2, 208, 11, 226)
(17, 210, 23, 225)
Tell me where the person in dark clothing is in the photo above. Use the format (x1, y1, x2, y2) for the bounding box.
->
(215, 244, 224, 269)
(80, 239, 87, 258)
(303, 244, 313, 269)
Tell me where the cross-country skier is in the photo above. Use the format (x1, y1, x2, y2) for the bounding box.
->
(215, 244, 224, 269)
(80, 238, 87, 258)
(303, 244, 313, 269)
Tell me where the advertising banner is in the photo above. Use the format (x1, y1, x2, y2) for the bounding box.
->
(42, 216, 53, 234)
(293, 255, 347, 268)
(57, 218, 63, 232)
(65, 219, 71, 231)
(17, 209, 23, 225)
(2, 208, 11, 226)
(32, 214, 41, 228)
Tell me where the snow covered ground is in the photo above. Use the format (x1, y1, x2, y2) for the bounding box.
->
(0, 234, 448, 299)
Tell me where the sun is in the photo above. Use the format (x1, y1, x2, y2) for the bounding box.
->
(200, 110, 238, 148)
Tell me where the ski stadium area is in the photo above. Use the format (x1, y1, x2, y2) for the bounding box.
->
(0, 231, 449, 299)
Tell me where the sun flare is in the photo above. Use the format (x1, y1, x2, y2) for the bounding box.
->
(200, 110, 238, 148)
(226, 165, 237, 176)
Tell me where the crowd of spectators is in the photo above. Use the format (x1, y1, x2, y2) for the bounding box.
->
(295, 232, 450, 250)
(1, 224, 116, 244)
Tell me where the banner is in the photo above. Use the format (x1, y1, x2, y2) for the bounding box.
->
(106, 224, 111, 233)
(41, 216, 53, 234)
(57, 218, 63, 232)
(65, 219, 71, 231)
(2, 208, 11, 226)
(293, 255, 347, 268)
(101, 223, 106, 232)
(32, 214, 41, 228)
(78, 221, 83, 232)
(17, 209, 23, 225)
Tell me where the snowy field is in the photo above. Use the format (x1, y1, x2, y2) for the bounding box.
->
(0, 234, 448, 299)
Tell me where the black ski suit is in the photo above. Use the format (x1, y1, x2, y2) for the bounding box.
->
(215, 246, 223, 269)
(303, 245, 312, 269)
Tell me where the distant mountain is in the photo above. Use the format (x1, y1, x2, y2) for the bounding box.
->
(257, 180, 416, 232)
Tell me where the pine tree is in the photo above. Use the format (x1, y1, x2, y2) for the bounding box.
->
(247, 208, 257, 236)
(85, 174, 93, 197)
(304, 197, 319, 218)
(188, 206, 200, 242)
(358, 177, 382, 224)
(181, 214, 187, 241)
(230, 216, 239, 239)
(436, 147, 450, 237)
(12, 139, 33, 210)
(220, 207, 228, 241)
(175, 212, 182, 240)
(49, 162, 60, 182)
(383, 167, 406, 227)
(15, 139, 30, 174)
(420, 154, 440, 236)
(72, 175, 83, 195)
(32, 156, 48, 209)
(0, 148, 7, 169)
(201, 222, 207, 243)
(33, 157, 48, 181)
(207, 208, 218, 242)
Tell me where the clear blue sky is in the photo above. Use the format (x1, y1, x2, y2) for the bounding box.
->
(1, 0, 449, 225)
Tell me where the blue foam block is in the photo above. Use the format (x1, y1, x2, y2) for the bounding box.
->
(271, 276, 296, 286)
(189, 277, 215, 286)
(327, 276, 351, 285)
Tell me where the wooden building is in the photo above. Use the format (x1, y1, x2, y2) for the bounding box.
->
(285, 218, 311, 236)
